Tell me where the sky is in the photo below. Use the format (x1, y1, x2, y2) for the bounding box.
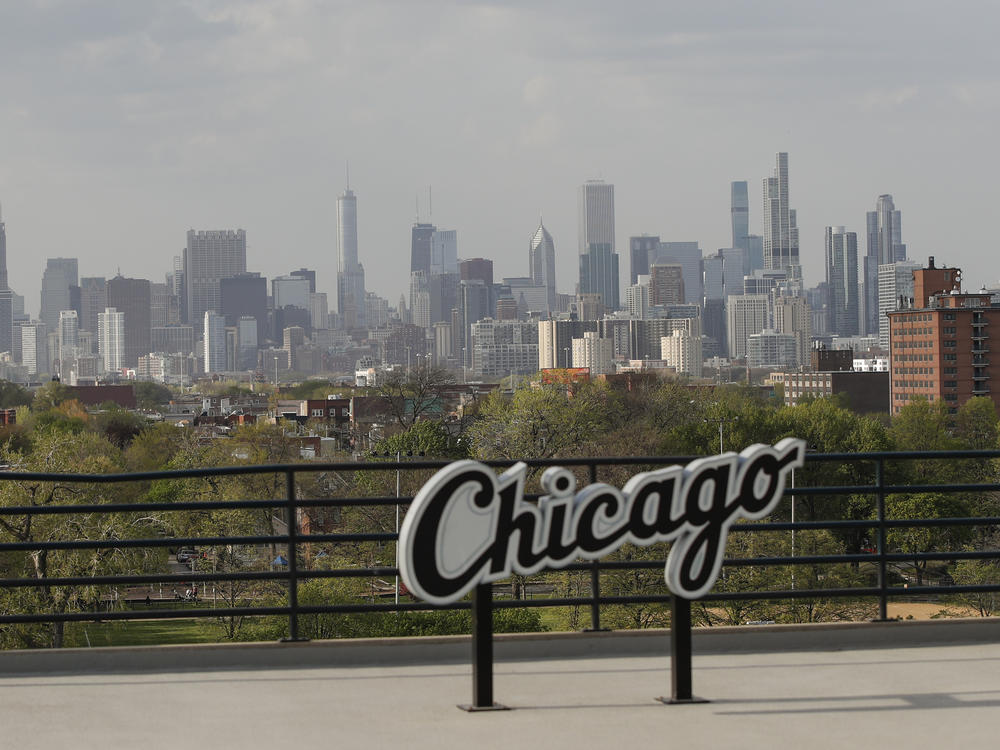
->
(3, 0, 1000, 313)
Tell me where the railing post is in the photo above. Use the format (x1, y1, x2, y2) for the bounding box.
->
(586, 462, 605, 632)
(876, 458, 888, 622)
(460, 583, 507, 711)
(661, 595, 706, 704)
(283, 469, 306, 641)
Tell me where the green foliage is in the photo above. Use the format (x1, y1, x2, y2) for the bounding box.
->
(0, 380, 32, 409)
(30, 381, 74, 413)
(133, 381, 173, 410)
(372, 419, 465, 459)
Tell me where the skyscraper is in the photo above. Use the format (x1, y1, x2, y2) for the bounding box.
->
(529, 222, 557, 312)
(184, 230, 247, 327)
(731, 181, 749, 252)
(762, 153, 800, 278)
(825, 226, 859, 336)
(0, 205, 8, 290)
(97, 307, 125, 374)
(337, 188, 366, 328)
(430, 230, 458, 275)
(106, 276, 151, 369)
(628, 235, 660, 285)
(410, 223, 435, 276)
(203, 311, 227, 374)
(40, 258, 79, 331)
(863, 195, 906, 337)
(578, 180, 620, 311)
(79, 277, 108, 335)
(57, 310, 79, 378)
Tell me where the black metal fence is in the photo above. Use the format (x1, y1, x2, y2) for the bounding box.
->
(2, 449, 1000, 707)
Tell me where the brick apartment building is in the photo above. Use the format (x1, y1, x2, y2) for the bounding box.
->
(886, 257, 997, 414)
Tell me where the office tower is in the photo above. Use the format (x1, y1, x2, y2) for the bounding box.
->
(106, 276, 151, 369)
(282, 326, 306, 371)
(731, 181, 749, 252)
(655, 242, 703, 305)
(290, 268, 316, 294)
(649, 264, 685, 306)
(236, 317, 258, 370)
(21, 321, 47, 375)
(459, 258, 494, 286)
(149, 282, 171, 328)
(272, 275, 311, 310)
(428, 273, 458, 324)
(409, 271, 430, 329)
(825, 227, 859, 337)
(97, 307, 125, 374)
(168, 255, 186, 324)
(864, 195, 906, 337)
(578, 180, 620, 310)
(203, 311, 227, 374)
(726, 295, 769, 360)
(0, 205, 7, 290)
(762, 153, 800, 278)
(457, 279, 492, 367)
(410, 223, 435, 275)
(220, 272, 267, 345)
(184, 229, 247, 326)
(40, 258, 79, 331)
(629, 235, 660, 285)
(79, 277, 107, 336)
(430, 230, 458, 275)
(0, 289, 11, 356)
(773, 295, 812, 367)
(529, 222, 557, 311)
(152, 324, 195, 355)
(310, 292, 328, 331)
(747, 330, 798, 369)
(57, 310, 79, 377)
(878, 260, 922, 349)
(337, 189, 367, 329)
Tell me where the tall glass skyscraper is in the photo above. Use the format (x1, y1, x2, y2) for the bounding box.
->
(762, 153, 800, 278)
(529, 222, 557, 311)
(825, 226, 859, 336)
(184, 230, 247, 327)
(731, 181, 749, 252)
(337, 187, 366, 327)
(578, 180, 620, 310)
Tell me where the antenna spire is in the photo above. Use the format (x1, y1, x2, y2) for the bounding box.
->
(346, 161, 350, 190)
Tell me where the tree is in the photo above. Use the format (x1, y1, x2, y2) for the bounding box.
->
(133, 381, 173, 411)
(0, 380, 32, 409)
(0, 430, 156, 648)
(30, 381, 74, 413)
(375, 366, 455, 429)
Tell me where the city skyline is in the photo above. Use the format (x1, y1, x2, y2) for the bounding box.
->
(2, 2, 999, 311)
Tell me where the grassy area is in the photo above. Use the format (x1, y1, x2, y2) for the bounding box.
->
(63, 618, 221, 648)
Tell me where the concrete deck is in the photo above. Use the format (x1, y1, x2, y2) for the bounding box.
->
(2, 620, 1000, 749)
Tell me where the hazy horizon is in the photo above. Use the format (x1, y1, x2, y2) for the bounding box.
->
(3, 1, 998, 312)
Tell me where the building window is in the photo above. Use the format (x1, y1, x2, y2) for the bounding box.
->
(311, 409, 325, 418)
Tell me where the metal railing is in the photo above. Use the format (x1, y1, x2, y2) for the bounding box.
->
(2, 449, 1000, 707)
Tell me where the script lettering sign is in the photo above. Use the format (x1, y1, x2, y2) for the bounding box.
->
(399, 438, 804, 605)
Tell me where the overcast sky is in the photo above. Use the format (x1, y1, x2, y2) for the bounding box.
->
(3, 0, 999, 312)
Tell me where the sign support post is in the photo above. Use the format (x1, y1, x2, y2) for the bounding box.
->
(459, 583, 508, 711)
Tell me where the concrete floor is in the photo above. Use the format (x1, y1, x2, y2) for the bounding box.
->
(2, 627, 1000, 749)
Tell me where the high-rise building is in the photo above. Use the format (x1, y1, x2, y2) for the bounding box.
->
(529, 222, 557, 311)
(864, 195, 906, 337)
(290, 268, 316, 294)
(57, 310, 79, 377)
(726, 294, 770, 360)
(537, 319, 599, 369)
(571, 331, 614, 375)
(578, 180, 620, 310)
(470, 318, 538, 377)
(878, 261, 922, 349)
(151, 324, 195, 355)
(410, 223, 435, 276)
(79, 277, 107, 336)
(220, 272, 267, 345)
(97, 307, 125, 374)
(459, 258, 494, 287)
(649, 264, 685, 306)
(825, 226, 859, 337)
(184, 229, 247, 327)
(628, 235, 660, 285)
(40, 258, 79, 331)
(0, 289, 12, 357)
(21, 321, 47, 375)
(654, 242, 703, 305)
(731, 181, 749, 252)
(203, 311, 227, 374)
(430, 230, 458, 275)
(337, 189, 366, 328)
(662, 328, 703, 377)
(762, 153, 800, 278)
(106, 276, 151, 369)
(272, 275, 311, 310)
(236, 316, 258, 370)
(0, 205, 7, 290)
(773, 294, 812, 367)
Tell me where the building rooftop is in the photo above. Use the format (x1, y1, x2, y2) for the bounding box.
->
(3, 620, 998, 748)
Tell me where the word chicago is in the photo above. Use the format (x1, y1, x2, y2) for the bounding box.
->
(399, 438, 805, 605)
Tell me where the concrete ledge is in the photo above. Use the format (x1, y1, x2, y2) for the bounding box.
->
(0, 617, 998, 676)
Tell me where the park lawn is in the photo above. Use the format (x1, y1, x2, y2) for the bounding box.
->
(63, 618, 221, 648)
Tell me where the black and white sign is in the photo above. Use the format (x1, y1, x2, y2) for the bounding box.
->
(399, 438, 805, 605)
